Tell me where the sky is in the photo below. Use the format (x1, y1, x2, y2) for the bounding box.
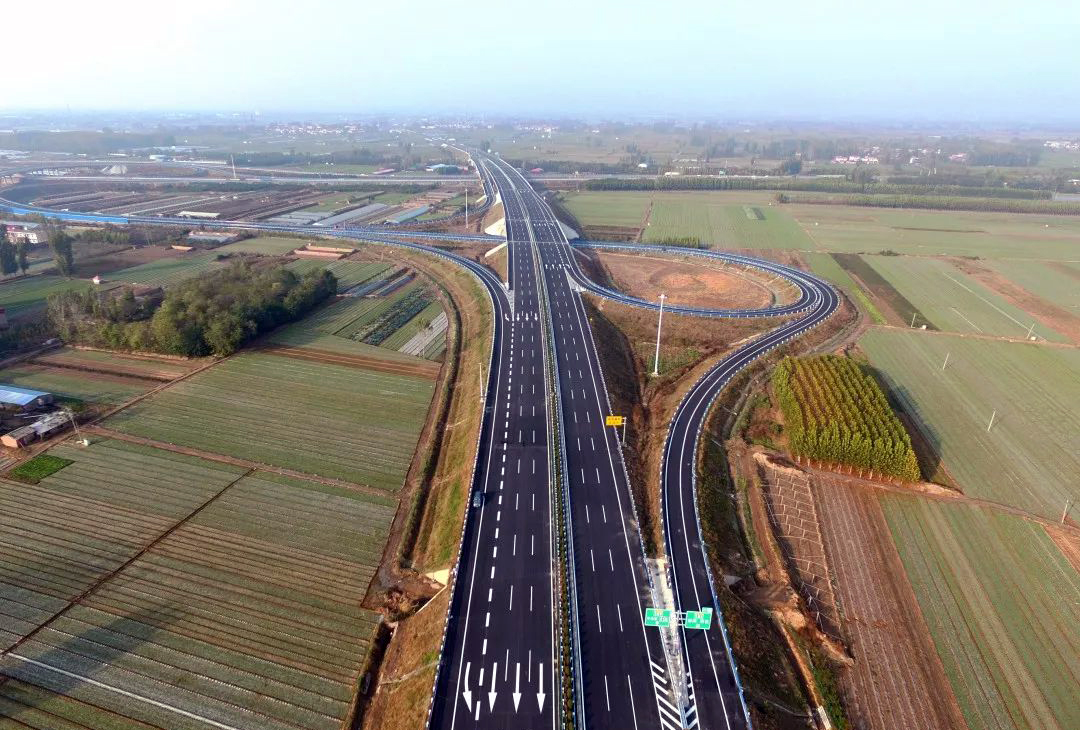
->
(7, 0, 1080, 123)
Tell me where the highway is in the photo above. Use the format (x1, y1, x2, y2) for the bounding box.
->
(0, 152, 839, 730)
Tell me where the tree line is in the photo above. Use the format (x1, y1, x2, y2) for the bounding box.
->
(776, 192, 1080, 215)
(773, 355, 921, 481)
(583, 176, 1053, 199)
(46, 261, 336, 357)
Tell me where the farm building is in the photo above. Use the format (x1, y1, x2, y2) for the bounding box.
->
(0, 385, 54, 410)
(187, 232, 238, 244)
(385, 206, 430, 224)
(1, 221, 44, 245)
(1, 411, 70, 448)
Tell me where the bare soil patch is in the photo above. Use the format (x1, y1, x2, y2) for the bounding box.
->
(594, 250, 788, 310)
(950, 257, 1080, 344)
(813, 474, 968, 730)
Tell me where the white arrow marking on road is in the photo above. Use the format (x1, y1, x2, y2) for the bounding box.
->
(513, 662, 522, 711)
(537, 663, 546, 712)
(462, 662, 473, 712)
(489, 662, 498, 711)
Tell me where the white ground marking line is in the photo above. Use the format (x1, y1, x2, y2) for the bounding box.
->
(495, 528, 499, 539)
(585, 505, 590, 523)
(493, 546, 497, 558)
(505, 654, 509, 682)
(515, 493, 519, 509)
(590, 549, 596, 571)
(482, 638, 487, 656)
(488, 588, 492, 602)
(617, 603, 624, 631)
(531, 534, 535, 555)
(513, 534, 517, 555)
(609, 548, 615, 571)
(509, 584, 513, 610)
(490, 566, 495, 579)
(602, 505, 607, 523)
(485, 612, 490, 627)
(489, 662, 498, 711)
(532, 493, 536, 511)
(6, 655, 245, 730)
(596, 604, 603, 632)
(627, 674, 641, 730)
(530, 585, 534, 611)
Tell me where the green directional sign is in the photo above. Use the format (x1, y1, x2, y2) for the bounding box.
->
(684, 607, 714, 630)
(644, 607, 676, 628)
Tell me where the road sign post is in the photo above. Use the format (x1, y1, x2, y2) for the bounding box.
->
(605, 415, 626, 446)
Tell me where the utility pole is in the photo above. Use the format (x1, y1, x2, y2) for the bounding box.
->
(230, 154, 237, 181)
(942, 352, 950, 370)
(1063, 497, 1074, 524)
(910, 311, 917, 328)
(987, 409, 996, 432)
(465, 187, 468, 228)
(1026, 321, 1035, 340)
(652, 293, 667, 377)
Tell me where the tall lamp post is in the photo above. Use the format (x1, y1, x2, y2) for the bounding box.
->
(652, 293, 666, 377)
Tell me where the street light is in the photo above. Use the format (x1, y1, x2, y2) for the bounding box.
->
(652, 293, 666, 377)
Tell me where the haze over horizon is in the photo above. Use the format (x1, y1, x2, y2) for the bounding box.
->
(7, 0, 1080, 124)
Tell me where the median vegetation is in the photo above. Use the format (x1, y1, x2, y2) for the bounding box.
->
(773, 355, 921, 481)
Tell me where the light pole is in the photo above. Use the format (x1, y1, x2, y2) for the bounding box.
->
(652, 293, 666, 377)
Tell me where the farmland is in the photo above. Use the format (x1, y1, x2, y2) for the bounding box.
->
(0, 275, 91, 318)
(106, 352, 435, 490)
(559, 190, 812, 248)
(986, 259, 1080, 312)
(787, 204, 1080, 260)
(0, 438, 392, 730)
(0, 363, 152, 404)
(864, 256, 1067, 341)
(882, 496, 1080, 730)
(860, 329, 1080, 521)
(216, 235, 314, 255)
(103, 252, 226, 288)
(31, 347, 199, 380)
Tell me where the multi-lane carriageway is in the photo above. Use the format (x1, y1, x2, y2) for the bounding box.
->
(0, 152, 839, 730)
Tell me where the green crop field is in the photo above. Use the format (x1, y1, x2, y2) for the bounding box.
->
(642, 195, 811, 249)
(788, 204, 1080, 260)
(216, 235, 312, 255)
(883, 496, 1080, 730)
(860, 329, 1080, 520)
(987, 259, 1080, 312)
(0, 363, 152, 404)
(107, 352, 435, 490)
(285, 259, 391, 291)
(560, 191, 652, 228)
(0, 275, 91, 318)
(865, 256, 1067, 341)
(33, 347, 197, 379)
(803, 252, 886, 323)
(105, 252, 225, 288)
(0, 438, 393, 730)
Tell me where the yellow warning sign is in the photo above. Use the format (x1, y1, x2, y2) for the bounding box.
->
(605, 415, 625, 427)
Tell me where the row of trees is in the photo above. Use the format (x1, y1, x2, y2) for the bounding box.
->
(46, 261, 336, 357)
(777, 192, 1080, 216)
(773, 355, 921, 481)
(0, 225, 31, 276)
(583, 175, 1054, 199)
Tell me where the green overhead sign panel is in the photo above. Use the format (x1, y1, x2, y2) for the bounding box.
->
(645, 606, 713, 629)
(644, 607, 675, 628)
(684, 607, 713, 630)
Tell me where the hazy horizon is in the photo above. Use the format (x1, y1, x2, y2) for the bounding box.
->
(8, 0, 1080, 124)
